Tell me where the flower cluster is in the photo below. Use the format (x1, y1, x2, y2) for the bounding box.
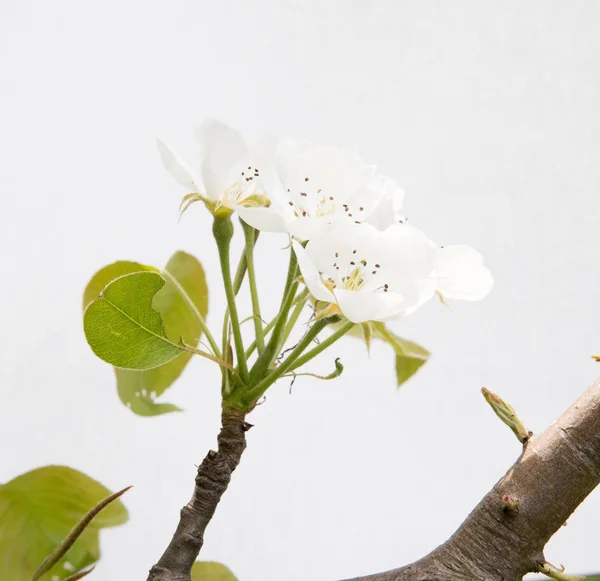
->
(159, 120, 493, 323)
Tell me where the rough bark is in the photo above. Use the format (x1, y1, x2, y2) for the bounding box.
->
(345, 378, 600, 581)
(147, 407, 250, 581)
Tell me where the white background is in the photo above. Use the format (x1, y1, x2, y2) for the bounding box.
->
(1, 1, 600, 579)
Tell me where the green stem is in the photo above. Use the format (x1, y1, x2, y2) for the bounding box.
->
(213, 216, 249, 384)
(277, 288, 309, 352)
(242, 220, 264, 353)
(248, 249, 299, 384)
(245, 289, 307, 360)
(287, 320, 355, 373)
(221, 238, 255, 394)
(238, 317, 336, 406)
(245, 316, 277, 359)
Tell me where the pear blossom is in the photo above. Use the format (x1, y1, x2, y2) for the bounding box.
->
(293, 220, 493, 324)
(293, 220, 438, 323)
(239, 138, 406, 240)
(157, 119, 270, 217)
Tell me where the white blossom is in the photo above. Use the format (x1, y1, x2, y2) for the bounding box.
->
(239, 138, 405, 239)
(157, 120, 270, 217)
(293, 220, 493, 323)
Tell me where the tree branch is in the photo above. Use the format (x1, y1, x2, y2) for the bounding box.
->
(345, 378, 600, 581)
(147, 407, 250, 581)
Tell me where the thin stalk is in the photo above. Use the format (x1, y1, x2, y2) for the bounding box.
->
(239, 317, 336, 406)
(245, 316, 277, 359)
(245, 288, 308, 360)
(221, 239, 253, 393)
(213, 216, 249, 383)
(232, 245, 248, 295)
(277, 288, 310, 352)
(242, 221, 264, 353)
(248, 249, 299, 384)
(221, 310, 233, 396)
(286, 320, 355, 373)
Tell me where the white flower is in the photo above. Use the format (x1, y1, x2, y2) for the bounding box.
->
(239, 138, 405, 240)
(293, 221, 493, 323)
(157, 120, 270, 217)
(293, 220, 438, 323)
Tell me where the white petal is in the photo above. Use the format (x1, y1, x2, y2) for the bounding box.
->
(157, 139, 202, 193)
(387, 280, 437, 318)
(334, 289, 407, 323)
(236, 206, 288, 233)
(434, 245, 493, 301)
(196, 119, 249, 198)
(286, 216, 330, 241)
(292, 241, 334, 303)
(360, 223, 438, 293)
(364, 178, 406, 229)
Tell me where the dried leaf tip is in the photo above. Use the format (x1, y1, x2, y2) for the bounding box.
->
(536, 561, 585, 581)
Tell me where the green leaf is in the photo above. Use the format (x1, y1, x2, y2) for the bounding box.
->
(191, 561, 239, 581)
(82, 252, 209, 416)
(370, 322, 430, 387)
(84, 271, 183, 370)
(82, 261, 157, 310)
(0, 465, 128, 581)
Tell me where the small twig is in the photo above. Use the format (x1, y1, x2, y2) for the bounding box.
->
(481, 387, 531, 443)
(31, 487, 131, 581)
